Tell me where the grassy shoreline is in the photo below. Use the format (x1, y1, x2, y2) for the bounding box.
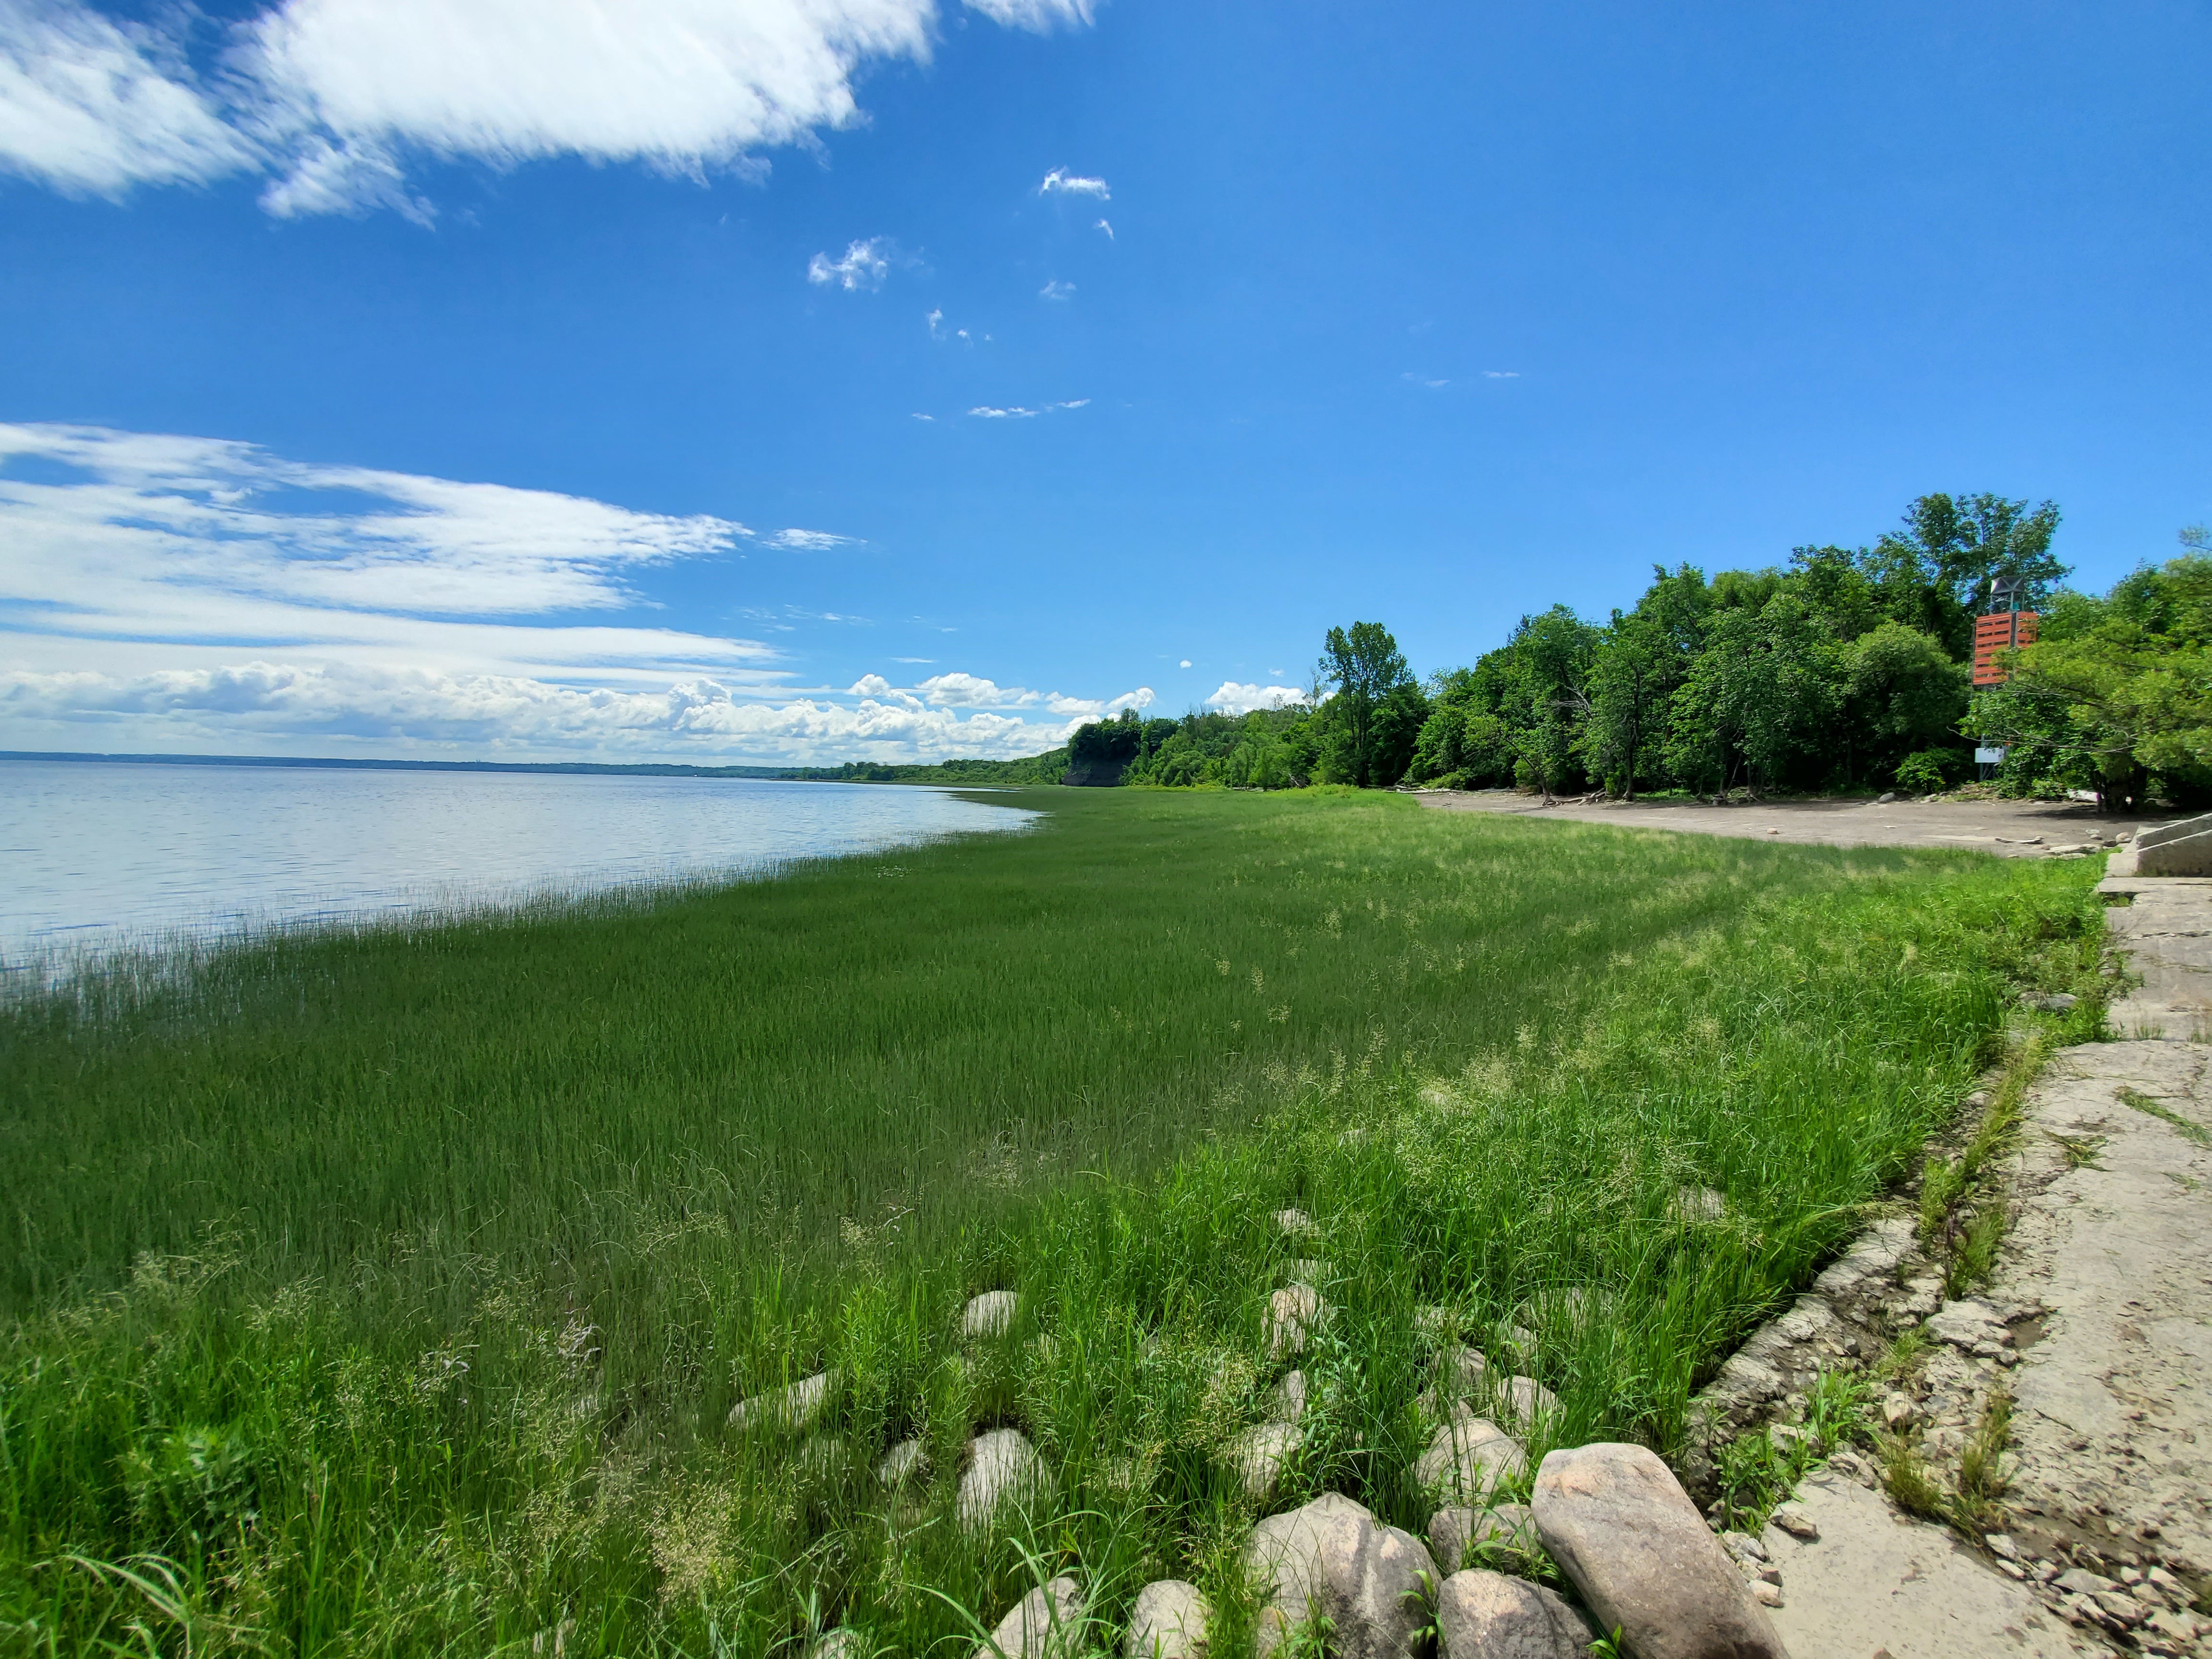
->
(0, 791, 2107, 1653)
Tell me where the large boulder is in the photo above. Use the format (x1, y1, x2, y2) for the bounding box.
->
(1413, 1404, 1527, 1505)
(1223, 1420, 1305, 1504)
(1436, 1569, 1599, 1659)
(973, 1575, 1083, 1659)
(962, 1291, 1022, 1341)
(1494, 1374, 1559, 1432)
(1242, 1491, 1439, 1659)
(1125, 1580, 1210, 1659)
(729, 1369, 836, 1433)
(958, 1428, 1047, 1530)
(1266, 1285, 1329, 1359)
(1531, 1442, 1787, 1659)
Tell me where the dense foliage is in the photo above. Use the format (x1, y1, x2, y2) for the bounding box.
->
(1967, 531, 2212, 809)
(1058, 492, 2065, 796)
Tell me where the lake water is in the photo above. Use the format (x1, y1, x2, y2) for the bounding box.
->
(0, 757, 1036, 962)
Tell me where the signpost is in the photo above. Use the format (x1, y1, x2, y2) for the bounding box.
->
(1972, 576, 2038, 688)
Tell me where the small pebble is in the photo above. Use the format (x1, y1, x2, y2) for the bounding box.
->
(1770, 1502, 1819, 1541)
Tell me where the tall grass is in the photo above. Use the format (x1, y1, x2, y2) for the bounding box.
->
(0, 790, 2104, 1654)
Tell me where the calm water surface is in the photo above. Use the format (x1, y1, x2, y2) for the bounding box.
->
(0, 758, 1035, 960)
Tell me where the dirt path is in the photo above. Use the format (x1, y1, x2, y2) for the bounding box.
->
(1415, 789, 2175, 857)
(1749, 873, 2212, 1658)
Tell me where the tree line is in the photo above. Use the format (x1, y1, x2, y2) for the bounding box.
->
(1054, 495, 2212, 808)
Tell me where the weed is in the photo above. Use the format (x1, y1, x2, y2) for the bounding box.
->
(1953, 1388, 2015, 1533)
(1875, 1327, 1929, 1384)
(2117, 1087, 2212, 1148)
(2044, 1130, 2105, 1170)
(1881, 1437, 1948, 1522)
(1946, 1203, 2009, 1298)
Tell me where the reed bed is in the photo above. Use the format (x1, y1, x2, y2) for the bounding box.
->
(0, 789, 2106, 1654)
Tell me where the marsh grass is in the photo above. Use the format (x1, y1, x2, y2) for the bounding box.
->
(0, 791, 2107, 1654)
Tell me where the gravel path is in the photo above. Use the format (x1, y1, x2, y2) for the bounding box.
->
(1414, 789, 2174, 857)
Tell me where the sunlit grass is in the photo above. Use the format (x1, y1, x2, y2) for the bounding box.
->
(0, 789, 2104, 1653)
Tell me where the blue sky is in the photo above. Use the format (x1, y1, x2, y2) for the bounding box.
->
(2, 0, 2208, 763)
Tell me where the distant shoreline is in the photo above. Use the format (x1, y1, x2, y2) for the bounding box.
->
(1, 748, 802, 780)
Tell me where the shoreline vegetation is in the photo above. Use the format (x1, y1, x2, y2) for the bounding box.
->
(0, 788, 2112, 1654)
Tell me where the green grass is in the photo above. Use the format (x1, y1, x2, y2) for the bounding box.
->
(0, 789, 2106, 1655)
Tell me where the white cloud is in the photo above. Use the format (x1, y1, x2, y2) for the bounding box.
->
(0, 0, 1097, 216)
(807, 238, 891, 291)
(926, 306, 944, 336)
(769, 527, 861, 550)
(1038, 166, 1108, 198)
(914, 670, 1007, 707)
(966, 0, 1095, 30)
(911, 412, 935, 422)
(0, 663, 1080, 762)
(1401, 373, 1448, 389)
(1483, 370, 1521, 379)
(1178, 658, 1191, 668)
(1094, 216, 1112, 239)
(1205, 681, 1307, 715)
(1039, 278, 1075, 300)
(967, 399, 1087, 419)
(0, 2, 257, 195)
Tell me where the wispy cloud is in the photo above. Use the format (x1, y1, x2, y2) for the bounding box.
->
(1483, 370, 1521, 379)
(807, 238, 892, 292)
(0, 0, 1097, 218)
(966, 0, 1096, 30)
(1094, 217, 1113, 239)
(1401, 372, 1449, 389)
(768, 528, 862, 551)
(966, 399, 1088, 419)
(1039, 279, 1075, 301)
(1038, 166, 1109, 199)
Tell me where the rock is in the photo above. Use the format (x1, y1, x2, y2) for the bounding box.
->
(1438, 1345, 1489, 1397)
(962, 1291, 1022, 1341)
(974, 1575, 1083, 1659)
(1720, 1530, 1767, 1563)
(1274, 1207, 1319, 1239)
(810, 1633, 867, 1659)
(1532, 1442, 1786, 1659)
(1429, 1503, 1537, 1571)
(1286, 1258, 1332, 1285)
(1750, 1580, 1784, 1608)
(1881, 1390, 1917, 1430)
(876, 1438, 927, 1489)
(1243, 1491, 1439, 1659)
(1984, 1532, 2019, 1562)
(1434, 1569, 1598, 1659)
(1414, 1405, 1528, 1504)
(1125, 1580, 1210, 1659)
(1266, 1285, 1328, 1359)
(2092, 1589, 2148, 1628)
(957, 1429, 1046, 1529)
(1224, 1420, 1304, 1503)
(1268, 1370, 1308, 1422)
(2055, 1567, 2118, 1597)
(1495, 1374, 1559, 1431)
(1876, 791, 1897, 804)
(729, 1369, 836, 1432)
(1670, 1185, 1730, 1225)
(1926, 1298, 2008, 1350)
(1768, 1502, 1818, 1541)
(2022, 990, 2080, 1012)
(1414, 1304, 1455, 1345)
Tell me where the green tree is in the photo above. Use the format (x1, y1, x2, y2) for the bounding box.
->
(1843, 621, 1969, 787)
(1665, 592, 1842, 797)
(1874, 493, 2067, 658)
(1317, 621, 1418, 786)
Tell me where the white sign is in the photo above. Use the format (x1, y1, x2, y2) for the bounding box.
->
(1974, 746, 2006, 765)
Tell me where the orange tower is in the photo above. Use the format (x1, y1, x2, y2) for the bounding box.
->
(1972, 608, 2038, 687)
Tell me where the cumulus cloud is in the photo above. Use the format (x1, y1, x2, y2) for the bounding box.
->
(807, 238, 891, 291)
(1038, 166, 1108, 198)
(0, 422, 1156, 764)
(1205, 681, 1307, 715)
(0, 0, 1096, 216)
(0, 663, 1079, 762)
